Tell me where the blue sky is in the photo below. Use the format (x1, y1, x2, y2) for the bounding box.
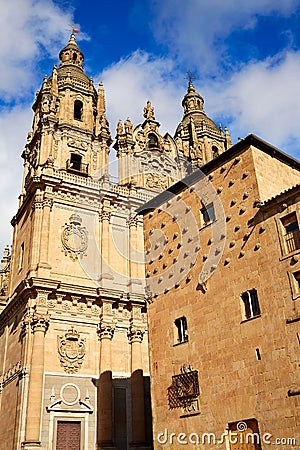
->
(1, 0, 300, 254)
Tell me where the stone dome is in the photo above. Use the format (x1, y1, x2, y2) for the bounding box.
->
(175, 81, 219, 136)
(59, 33, 84, 68)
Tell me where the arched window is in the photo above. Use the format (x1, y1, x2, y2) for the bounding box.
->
(73, 52, 77, 62)
(212, 145, 219, 158)
(74, 100, 83, 120)
(148, 133, 158, 149)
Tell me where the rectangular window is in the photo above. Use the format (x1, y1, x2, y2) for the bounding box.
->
(200, 203, 215, 226)
(241, 289, 260, 320)
(281, 213, 300, 253)
(19, 243, 24, 271)
(70, 153, 82, 171)
(228, 418, 261, 450)
(293, 271, 300, 291)
(174, 316, 188, 344)
(56, 421, 81, 450)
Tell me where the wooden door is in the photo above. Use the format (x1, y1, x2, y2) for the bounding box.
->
(56, 421, 81, 450)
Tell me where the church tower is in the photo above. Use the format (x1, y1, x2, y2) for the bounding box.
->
(0, 34, 233, 450)
(114, 100, 185, 190)
(174, 80, 232, 166)
(0, 35, 153, 450)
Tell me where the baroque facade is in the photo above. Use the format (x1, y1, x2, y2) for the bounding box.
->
(0, 35, 232, 450)
(138, 135, 300, 449)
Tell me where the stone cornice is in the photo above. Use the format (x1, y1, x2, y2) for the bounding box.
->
(1, 276, 147, 326)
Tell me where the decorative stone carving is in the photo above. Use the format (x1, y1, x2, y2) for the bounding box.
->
(117, 120, 123, 135)
(146, 173, 168, 190)
(67, 138, 89, 151)
(124, 117, 133, 135)
(128, 328, 144, 344)
(57, 326, 85, 373)
(99, 210, 111, 222)
(97, 324, 115, 340)
(0, 245, 10, 296)
(31, 313, 50, 334)
(143, 100, 155, 120)
(61, 213, 88, 260)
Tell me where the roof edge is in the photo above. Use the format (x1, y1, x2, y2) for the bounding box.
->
(137, 134, 300, 215)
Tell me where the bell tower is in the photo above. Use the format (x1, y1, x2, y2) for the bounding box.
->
(20, 33, 111, 206)
(174, 80, 232, 166)
(2, 34, 153, 450)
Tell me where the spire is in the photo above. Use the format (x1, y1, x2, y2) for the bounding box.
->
(188, 80, 196, 92)
(97, 82, 106, 115)
(51, 64, 58, 96)
(59, 33, 84, 68)
(182, 80, 204, 115)
(174, 79, 230, 165)
(96, 82, 111, 137)
(224, 126, 232, 150)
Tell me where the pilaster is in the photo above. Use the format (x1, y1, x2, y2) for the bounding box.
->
(96, 318, 116, 450)
(128, 317, 147, 448)
(22, 311, 49, 449)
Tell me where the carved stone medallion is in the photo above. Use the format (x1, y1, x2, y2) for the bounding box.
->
(57, 327, 85, 373)
(61, 214, 88, 260)
(146, 173, 169, 190)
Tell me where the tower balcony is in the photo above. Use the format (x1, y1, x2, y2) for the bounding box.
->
(66, 159, 89, 176)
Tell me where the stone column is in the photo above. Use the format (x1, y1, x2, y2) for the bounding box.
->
(22, 313, 49, 449)
(128, 327, 146, 446)
(97, 323, 115, 449)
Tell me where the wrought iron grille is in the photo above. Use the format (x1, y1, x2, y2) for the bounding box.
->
(168, 370, 199, 409)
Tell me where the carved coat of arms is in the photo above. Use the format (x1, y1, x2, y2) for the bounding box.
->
(61, 214, 88, 260)
(57, 327, 85, 373)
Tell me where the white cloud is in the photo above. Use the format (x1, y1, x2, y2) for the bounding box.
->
(0, 106, 33, 254)
(98, 51, 185, 136)
(204, 50, 300, 158)
(0, 0, 74, 99)
(149, 0, 299, 73)
(98, 47, 300, 160)
(0, 0, 75, 255)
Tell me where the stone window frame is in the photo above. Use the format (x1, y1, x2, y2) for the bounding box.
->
(276, 207, 300, 259)
(74, 99, 83, 121)
(199, 202, 216, 229)
(287, 270, 300, 301)
(174, 316, 188, 345)
(240, 289, 261, 322)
